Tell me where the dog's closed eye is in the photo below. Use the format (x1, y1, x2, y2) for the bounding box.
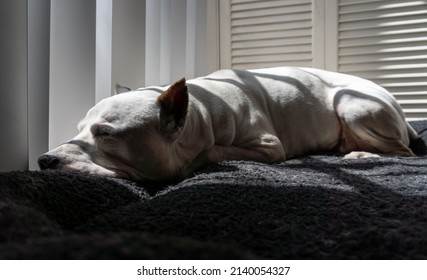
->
(90, 123, 115, 138)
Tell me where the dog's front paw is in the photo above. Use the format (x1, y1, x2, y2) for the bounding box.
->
(343, 151, 381, 159)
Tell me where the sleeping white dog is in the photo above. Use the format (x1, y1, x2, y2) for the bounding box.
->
(38, 67, 417, 181)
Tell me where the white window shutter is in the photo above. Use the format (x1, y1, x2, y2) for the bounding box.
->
(220, 0, 313, 69)
(337, 0, 427, 120)
(219, 0, 427, 120)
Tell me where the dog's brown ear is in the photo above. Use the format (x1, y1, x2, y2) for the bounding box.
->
(157, 78, 188, 136)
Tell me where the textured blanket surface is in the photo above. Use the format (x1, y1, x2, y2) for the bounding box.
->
(1, 121, 427, 259)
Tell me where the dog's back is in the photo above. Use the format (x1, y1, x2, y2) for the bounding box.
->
(188, 67, 415, 158)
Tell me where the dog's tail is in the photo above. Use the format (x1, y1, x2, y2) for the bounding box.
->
(407, 122, 418, 141)
(408, 122, 427, 156)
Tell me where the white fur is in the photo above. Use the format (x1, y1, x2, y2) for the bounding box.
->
(39, 67, 417, 181)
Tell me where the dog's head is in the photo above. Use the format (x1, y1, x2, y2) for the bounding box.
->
(38, 78, 188, 181)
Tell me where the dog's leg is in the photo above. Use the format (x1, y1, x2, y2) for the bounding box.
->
(338, 116, 414, 159)
(182, 133, 286, 176)
(335, 89, 415, 159)
(343, 151, 380, 159)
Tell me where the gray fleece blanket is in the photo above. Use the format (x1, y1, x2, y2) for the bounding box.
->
(1, 121, 426, 259)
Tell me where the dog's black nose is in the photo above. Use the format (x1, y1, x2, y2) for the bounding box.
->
(38, 154, 60, 170)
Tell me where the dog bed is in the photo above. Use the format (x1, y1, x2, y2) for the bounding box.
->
(1, 121, 427, 259)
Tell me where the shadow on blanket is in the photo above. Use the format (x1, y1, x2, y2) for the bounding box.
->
(1, 121, 427, 259)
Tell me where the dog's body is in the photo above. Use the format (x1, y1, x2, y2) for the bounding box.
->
(38, 67, 417, 181)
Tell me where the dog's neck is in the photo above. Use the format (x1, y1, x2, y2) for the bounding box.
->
(168, 97, 215, 178)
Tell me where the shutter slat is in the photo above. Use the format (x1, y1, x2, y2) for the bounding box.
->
(339, 42, 427, 56)
(232, 52, 311, 64)
(340, 34, 427, 48)
(232, 36, 311, 49)
(232, 28, 311, 42)
(232, 4, 311, 18)
(233, 44, 312, 57)
(339, 15, 427, 31)
(232, 12, 311, 26)
(233, 60, 312, 70)
(340, 62, 427, 72)
(340, 0, 426, 14)
(232, 21, 311, 34)
(340, 8, 427, 22)
(339, 52, 427, 65)
(231, 0, 309, 4)
(340, 27, 427, 40)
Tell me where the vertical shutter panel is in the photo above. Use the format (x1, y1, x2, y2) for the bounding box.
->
(338, 0, 427, 120)
(230, 0, 313, 69)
